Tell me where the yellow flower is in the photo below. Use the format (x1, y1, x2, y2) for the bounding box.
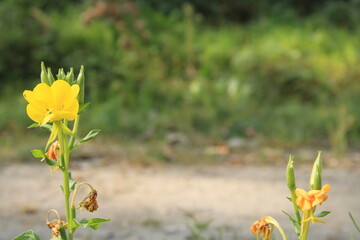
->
(251, 216, 287, 240)
(23, 80, 79, 125)
(295, 184, 331, 212)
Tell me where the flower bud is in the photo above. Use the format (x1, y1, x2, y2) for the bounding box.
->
(65, 67, 74, 84)
(47, 67, 55, 85)
(40, 62, 51, 85)
(310, 151, 322, 190)
(45, 141, 60, 161)
(286, 155, 296, 191)
(76, 65, 85, 106)
(57, 68, 66, 80)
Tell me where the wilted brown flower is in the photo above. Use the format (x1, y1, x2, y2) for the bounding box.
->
(79, 189, 99, 212)
(46, 209, 67, 238)
(47, 219, 67, 238)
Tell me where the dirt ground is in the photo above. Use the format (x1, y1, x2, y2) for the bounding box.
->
(1, 159, 360, 240)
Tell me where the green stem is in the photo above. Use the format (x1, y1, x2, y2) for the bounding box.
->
(299, 211, 310, 240)
(290, 188, 302, 228)
(68, 115, 80, 150)
(58, 123, 73, 240)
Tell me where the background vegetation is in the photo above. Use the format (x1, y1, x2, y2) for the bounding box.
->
(2, 0, 360, 162)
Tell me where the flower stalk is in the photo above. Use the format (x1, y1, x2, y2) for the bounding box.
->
(21, 63, 109, 240)
(286, 155, 302, 226)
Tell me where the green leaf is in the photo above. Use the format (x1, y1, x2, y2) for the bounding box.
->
(73, 218, 110, 230)
(60, 172, 76, 193)
(282, 210, 300, 236)
(28, 123, 52, 132)
(45, 157, 58, 166)
(69, 172, 77, 193)
(31, 149, 45, 158)
(349, 212, 360, 233)
(315, 211, 331, 218)
(75, 129, 101, 147)
(31, 149, 59, 167)
(12, 230, 41, 240)
(282, 210, 296, 223)
(78, 102, 91, 114)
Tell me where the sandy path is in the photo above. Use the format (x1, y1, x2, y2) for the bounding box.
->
(1, 162, 359, 240)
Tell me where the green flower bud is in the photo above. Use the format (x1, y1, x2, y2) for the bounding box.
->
(76, 65, 85, 106)
(57, 68, 66, 80)
(40, 62, 51, 85)
(286, 155, 296, 190)
(310, 151, 322, 190)
(65, 67, 74, 84)
(47, 67, 55, 85)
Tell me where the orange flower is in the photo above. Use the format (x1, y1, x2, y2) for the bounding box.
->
(45, 141, 60, 161)
(44, 141, 61, 173)
(251, 216, 287, 240)
(295, 184, 331, 211)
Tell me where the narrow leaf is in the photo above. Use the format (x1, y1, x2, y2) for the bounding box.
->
(75, 129, 101, 147)
(69, 172, 77, 193)
(12, 230, 41, 240)
(315, 211, 331, 218)
(349, 212, 360, 233)
(78, 102, 91, 114)
(282, 210, 300, 236)
(28, 123, 52, 132)
(282, 210, 296, 223)
(28, 123, 39, 129)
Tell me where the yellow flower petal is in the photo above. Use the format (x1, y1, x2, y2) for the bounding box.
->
(64, 98, 79, 116)
(26, 104, 47, 124)
(70, 84, 80, 101)
(51, 111, 76, 122)
(51, 80, 72, 109)
(32, 83, 52, 107)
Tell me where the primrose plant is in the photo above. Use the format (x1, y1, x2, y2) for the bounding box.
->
(13, 62, 109, 240)
(250, 152, 331, 240)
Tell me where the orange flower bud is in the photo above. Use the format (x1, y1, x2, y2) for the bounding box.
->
(45, 141, 60, 160)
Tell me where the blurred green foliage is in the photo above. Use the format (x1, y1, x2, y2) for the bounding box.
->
(2, 0, 360, 154)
